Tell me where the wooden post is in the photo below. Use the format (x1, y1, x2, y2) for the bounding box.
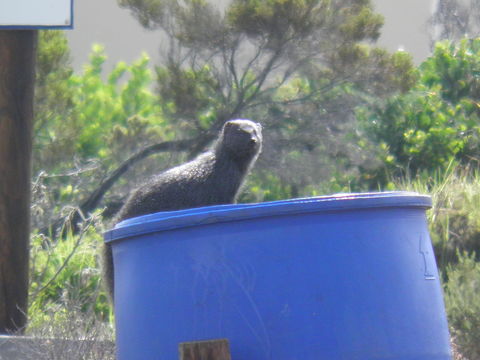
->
(179, 339, 231, 360)
(0, 30, 37, 333)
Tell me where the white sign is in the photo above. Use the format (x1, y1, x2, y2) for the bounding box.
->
(0, 0, 73, 28)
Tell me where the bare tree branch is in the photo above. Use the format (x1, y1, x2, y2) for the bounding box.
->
(39, 137, 197, 237)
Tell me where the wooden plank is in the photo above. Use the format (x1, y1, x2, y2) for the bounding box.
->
(0, 30, 37, 334)
(179, 338, 231, 360)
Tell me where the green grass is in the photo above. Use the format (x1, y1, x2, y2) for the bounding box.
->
(396, 164, 480, 359)
(27, 212, 114, 357)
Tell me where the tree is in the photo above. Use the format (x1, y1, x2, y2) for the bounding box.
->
(0, 30, 37, 333)
(34, 31, 75, 173)
(117, 0, 416, 195)
(429, 0, 480, 44)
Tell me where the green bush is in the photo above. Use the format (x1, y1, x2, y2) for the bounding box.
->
(444, 252, 480, 360)
(28, 213, 111, 328)
(359, 39, 480, 184)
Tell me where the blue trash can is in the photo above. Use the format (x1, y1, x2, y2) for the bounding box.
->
(105, 192, 452, 360)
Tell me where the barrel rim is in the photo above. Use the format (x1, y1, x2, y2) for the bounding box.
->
(104, 191, 431, 243)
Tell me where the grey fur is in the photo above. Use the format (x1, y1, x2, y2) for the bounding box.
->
(102, 119, 262, 301)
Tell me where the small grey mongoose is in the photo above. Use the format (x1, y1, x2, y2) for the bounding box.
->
(103, 119, 263, 301)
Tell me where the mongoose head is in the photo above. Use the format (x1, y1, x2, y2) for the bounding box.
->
(219, 119, 262, 160)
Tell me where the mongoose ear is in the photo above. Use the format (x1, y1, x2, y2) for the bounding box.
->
(223, 121, 241, 136)
(224, 121, 236, 130)
(223, 119, 261, 136)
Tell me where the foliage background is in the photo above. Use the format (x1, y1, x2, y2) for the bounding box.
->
(28, 1, 480, 358)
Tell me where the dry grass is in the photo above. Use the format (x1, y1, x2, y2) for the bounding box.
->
(16, 305, 115, 360)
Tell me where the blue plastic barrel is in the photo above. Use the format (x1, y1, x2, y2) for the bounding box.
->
(105, 192, 452, 360)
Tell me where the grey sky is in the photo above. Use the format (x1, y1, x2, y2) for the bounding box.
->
(66, 0, 435, 72)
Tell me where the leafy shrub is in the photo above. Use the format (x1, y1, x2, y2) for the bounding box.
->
(70, 45, 171, 162)
(359, 39, 480, 183)
(443, 252, 480, 360)
(33, 33, 175, 232)
(29, 213, 111, 327)
(36, 37, 170, 171)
